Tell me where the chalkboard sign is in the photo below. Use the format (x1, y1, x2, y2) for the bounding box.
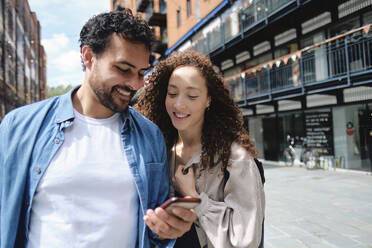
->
(305, 111, 334, 155)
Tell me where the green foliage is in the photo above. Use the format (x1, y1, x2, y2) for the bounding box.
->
(47, 84, 73, 98)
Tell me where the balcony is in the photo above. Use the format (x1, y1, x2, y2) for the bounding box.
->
(144, 0, 166, 26)
(225, 26, 372, 105)
(189, 0, 297, 56)
(137, 0, 151, 12)
(148, 12, 166, 27)
(239, 0, 296, 29)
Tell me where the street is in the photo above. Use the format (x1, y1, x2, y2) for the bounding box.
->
(263, 163, 372, 248)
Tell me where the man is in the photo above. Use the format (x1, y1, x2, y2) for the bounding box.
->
(0, 10, 195, 248)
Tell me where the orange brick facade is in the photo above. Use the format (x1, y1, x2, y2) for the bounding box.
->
(166, 0, 223, 47)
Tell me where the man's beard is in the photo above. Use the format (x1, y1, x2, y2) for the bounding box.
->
(92, 85, 136, 113)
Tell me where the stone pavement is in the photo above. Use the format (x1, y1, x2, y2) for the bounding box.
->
(263, 162, 372, 248)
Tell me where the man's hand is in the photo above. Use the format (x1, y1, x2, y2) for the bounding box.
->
(143, 206, 197, 239)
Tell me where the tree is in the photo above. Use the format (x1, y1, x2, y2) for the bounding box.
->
(47, 84, 73, 98)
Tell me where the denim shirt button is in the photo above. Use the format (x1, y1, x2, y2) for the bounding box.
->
(35, 168, 41, 174)
(54, 138, 60, 144)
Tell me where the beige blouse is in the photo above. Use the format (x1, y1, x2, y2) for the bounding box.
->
(169, 142, 265, 248)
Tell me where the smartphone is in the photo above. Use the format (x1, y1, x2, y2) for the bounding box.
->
(160, 197, 201, 214)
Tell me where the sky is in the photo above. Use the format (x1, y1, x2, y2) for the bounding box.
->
(28, 0, 111, 87)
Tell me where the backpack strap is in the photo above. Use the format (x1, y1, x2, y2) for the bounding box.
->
(223, 158, 265, 185)
(254, 158, 265, 185)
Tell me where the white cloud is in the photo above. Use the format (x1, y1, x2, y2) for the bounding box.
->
(28, 0, 112, 87)
(75, 1, 111, 12)
(42, 33, 70, 55)
(30, 0, 110, 12)
(48, 75, 82, 87)
(50, 50, 81, 73)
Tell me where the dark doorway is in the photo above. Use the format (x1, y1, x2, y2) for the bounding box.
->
(359, 106, 372, 172)
(262, 116, 280, 161)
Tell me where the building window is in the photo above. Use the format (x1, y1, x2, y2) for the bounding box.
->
(187, 0, 191, 16)
(196, 0, 200, 21)
(177, 9, 181, 27)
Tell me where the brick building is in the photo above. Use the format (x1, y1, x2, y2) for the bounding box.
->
(0, 0, 47, 120)
(111, 0, 168, 61)
(111, 0, 139, 15)
(166, 0, 224, 47)
(165, 0, 372, 172)
(109, 0, 372, 172)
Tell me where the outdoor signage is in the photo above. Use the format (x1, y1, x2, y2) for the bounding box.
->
(305, 111, 334, 155)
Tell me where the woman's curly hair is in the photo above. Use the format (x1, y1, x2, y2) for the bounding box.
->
(136, 50, 258, 171)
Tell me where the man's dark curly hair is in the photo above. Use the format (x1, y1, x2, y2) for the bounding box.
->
(79, 9, 154, 70)
(136, 50, 258, 171)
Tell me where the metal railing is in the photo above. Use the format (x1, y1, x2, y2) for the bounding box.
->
(239, 0, 294, 30)
(227, 31, 372, 101)
(190, 0, 296, 54)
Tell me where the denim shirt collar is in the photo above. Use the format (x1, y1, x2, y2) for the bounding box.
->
(55, 85, 131, 130)
(54, 86, 76, 124)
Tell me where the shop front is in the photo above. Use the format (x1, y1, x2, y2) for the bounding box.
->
(245, 100, 372, 172)
(333, 102, 372, 172)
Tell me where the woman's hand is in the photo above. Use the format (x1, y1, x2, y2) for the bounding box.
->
(143, 207, 196, 239)
(173, 165, 200, 198)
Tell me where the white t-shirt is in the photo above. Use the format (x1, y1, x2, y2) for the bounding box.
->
(27, 110, 138, 248)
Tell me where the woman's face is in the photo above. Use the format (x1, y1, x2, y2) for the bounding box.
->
(165, 66, 211, 133)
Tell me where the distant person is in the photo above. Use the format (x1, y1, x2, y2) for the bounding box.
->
(0, 10, 195, 248)
(137, 50, 265, 248)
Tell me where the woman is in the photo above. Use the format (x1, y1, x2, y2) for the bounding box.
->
(136, 51, 265, 248)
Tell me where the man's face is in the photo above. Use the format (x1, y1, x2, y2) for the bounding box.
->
(87, 34, 150, 113)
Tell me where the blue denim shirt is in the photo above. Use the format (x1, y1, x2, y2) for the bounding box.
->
(0, 89, 175, 248)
